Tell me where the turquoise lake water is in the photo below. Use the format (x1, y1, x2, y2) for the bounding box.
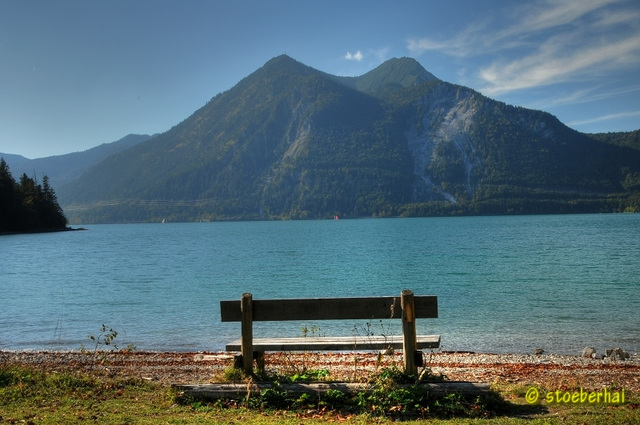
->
(1, 214, 639, 355)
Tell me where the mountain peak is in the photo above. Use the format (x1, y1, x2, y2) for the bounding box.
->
(382, 57, 437, 80)
(263, 54, 299, 67)
(260, 54, 315, 75)
(353, 57, 438, 94)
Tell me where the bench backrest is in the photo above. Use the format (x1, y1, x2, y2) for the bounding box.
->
(220, 295, 438, 322)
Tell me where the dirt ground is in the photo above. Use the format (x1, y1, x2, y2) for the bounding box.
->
(2, 350, 639, 393)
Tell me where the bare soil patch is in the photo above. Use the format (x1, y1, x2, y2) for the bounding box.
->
(2, 350, 638, 392)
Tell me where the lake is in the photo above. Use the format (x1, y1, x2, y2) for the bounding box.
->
(1, 214, 639, 355)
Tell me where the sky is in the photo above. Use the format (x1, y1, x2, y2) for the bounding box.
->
(1, 0, 639, 158)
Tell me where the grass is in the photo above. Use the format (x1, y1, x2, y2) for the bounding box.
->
(1, 363, 638, 424)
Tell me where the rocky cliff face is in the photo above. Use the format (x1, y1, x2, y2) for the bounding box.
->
(406, 83, 483, 203)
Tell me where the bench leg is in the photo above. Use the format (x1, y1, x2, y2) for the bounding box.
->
(401, 290, 418, 375)
(255, 351, 265, 372)
(241, 293, 254, 374)
(233, 354, 243, 369)
(233, 352, 265, 373)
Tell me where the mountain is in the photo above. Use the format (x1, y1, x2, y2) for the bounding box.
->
(57, 55, 640, 223)
(1, 134, 151, 189)
(335, 57, 438, 95)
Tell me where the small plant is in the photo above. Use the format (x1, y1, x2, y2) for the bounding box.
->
(287, 369, 330, 383)
(300, 324, 324, 337)
(255, 368, 330, 385)
(123, 342, 137, 352)
(319, 388, 348, 410)
(83, 324, 120, 352)
(294, 391, 314, 408)
(373, 365, 413, 385)
(253, 387, 289, 409)
(274, 325, 326, 376)
(221, 366, 246, 382)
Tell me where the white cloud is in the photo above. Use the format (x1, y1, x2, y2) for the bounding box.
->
(534, 84, 640, 109)
(568, 110, 640, 126)
(408, 0, 627, 57)
(407, 38, 449, 53)
(371, 47, 390, 62)
(505, 0, 621, 35)
(406, 0, 640, 98)
(480, 34, 640, 95)
(407, 19, 491, 57)
(345, 50, 364, 61)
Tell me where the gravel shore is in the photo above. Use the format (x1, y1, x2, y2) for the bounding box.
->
(2, 350, 639, 392)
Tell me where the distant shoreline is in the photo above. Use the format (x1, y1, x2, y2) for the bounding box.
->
(0, 226, 86, 236)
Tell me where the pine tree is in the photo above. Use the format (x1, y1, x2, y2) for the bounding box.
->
(0, 158, 21, 232)
(0, 157, 68, 233)
(40, 175, 68, 229)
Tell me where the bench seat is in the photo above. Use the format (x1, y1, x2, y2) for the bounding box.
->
(221, 291, 438, 374)
(226, 335, 440, 352)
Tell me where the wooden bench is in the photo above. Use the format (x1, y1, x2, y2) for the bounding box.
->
(220, 290, 439, 374)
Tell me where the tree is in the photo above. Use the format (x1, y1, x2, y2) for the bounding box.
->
(0, 158, 21, 230)
(0, 158, 68, 233)
(39, 176, 68, 229)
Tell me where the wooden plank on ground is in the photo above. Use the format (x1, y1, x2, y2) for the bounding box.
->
(174, 381, 490, 399)
(220, 296, 438, 322)
(224, 335, 440, 351)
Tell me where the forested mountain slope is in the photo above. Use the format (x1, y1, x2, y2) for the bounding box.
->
(1, 134, 151, 188)
(57, 56, 640, 223)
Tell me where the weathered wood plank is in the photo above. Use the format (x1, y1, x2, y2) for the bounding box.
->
(174, 381, 490, 399)
(401, 290, 417, 375)
(225, 335, 440, 351)
(220, 295, 438, 322)
(240, 293, 253, 374)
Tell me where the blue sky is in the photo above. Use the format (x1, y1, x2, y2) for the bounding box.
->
(2, 0, 639, 158)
